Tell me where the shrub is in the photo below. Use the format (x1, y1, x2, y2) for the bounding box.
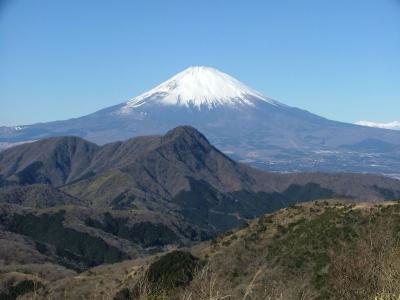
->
(146, 251, 200, 291)
(113, 288, 131, 300)
(0, 280, 42, 300)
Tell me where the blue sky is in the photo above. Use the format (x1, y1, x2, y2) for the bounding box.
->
(1, 0, 399, 126)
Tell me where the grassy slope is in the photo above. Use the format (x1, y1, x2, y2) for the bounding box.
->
(25, 200, 400, 300)
(193, 200, 400, 300)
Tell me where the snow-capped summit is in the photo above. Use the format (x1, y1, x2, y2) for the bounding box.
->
(121, 66, 280, 112)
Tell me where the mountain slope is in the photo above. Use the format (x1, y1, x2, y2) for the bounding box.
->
(2, 66, 400, 176)
(0, 126, 251, 193)
(0, 184, 80, 208)
(2, 126, 400, 205)
(0, 136, 99, 186)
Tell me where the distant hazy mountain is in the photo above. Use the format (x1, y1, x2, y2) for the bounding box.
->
(1, 66, 400, 176)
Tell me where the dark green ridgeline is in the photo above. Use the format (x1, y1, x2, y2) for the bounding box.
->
(85, 212, 178, 248)
(6, 211, 128, 270)
(373, 184, 400, 200)
(173, 177, 336, 233)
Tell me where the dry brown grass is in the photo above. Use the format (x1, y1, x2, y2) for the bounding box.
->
(329, 210, 400, 300)
(374, 292, 400, 300)
(180, 264, 231, 300)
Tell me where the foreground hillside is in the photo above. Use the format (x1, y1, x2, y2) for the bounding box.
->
(7, 200, 400, 300)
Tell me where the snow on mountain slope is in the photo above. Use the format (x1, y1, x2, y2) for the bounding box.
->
(121, 66, 281, 112)
(356, 120, 400, 130)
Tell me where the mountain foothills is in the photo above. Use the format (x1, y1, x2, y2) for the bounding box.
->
(1, 66, 400, 177)
(1, 126, 400, 299)
(4, 201, 400, 300)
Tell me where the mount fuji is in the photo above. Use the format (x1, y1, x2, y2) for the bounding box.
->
(2, 66, 400, 176)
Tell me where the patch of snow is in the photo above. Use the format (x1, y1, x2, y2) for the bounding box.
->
(313, 150, 338, 154)
(355, 120, 400, 130)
